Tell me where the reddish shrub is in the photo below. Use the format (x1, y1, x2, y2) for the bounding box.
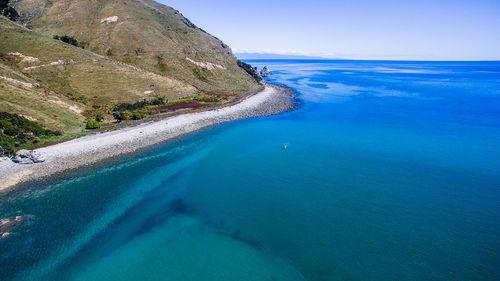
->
(150, 102, 209, 112)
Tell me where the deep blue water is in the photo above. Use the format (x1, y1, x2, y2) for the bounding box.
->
(1, 60, 500, 281)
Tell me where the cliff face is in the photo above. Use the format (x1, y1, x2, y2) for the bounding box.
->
(0, 0, 262, 136)
(11, 0, 262, 96)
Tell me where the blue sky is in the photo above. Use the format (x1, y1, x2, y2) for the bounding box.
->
(160, 0, 500, 60)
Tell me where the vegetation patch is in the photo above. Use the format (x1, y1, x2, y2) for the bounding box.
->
(85, 120, 101, 129)
(95, 112, 104, 122)
(112, 97, 166, 122)
(131, 112, 146, 120)
(53, 35, 81, 47)
(110, 96, 222, 122)
(0, 112, 62, 156)
(237, 60, 262, 83)
(113, 96, 166, 112)
(0, 0, 19, 22)
(146, 96, 223, 113)
(149, 102, 209, 113)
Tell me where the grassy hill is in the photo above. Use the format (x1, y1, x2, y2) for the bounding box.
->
(11, 0, 262, 96)
(0, 15, 198, 132)
(0, 0, 263, 154)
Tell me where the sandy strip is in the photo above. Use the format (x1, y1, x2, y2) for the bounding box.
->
(0, 85, 296, 191)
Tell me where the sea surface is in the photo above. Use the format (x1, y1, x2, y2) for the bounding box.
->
(1, 60, 500, 281)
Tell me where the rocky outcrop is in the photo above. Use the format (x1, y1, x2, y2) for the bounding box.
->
(11, 149, 45, 164)
(100, 15, 119, 24)
(260, 66, 271, 77)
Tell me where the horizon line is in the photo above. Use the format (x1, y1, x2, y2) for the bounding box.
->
(234, 52, 500, 62)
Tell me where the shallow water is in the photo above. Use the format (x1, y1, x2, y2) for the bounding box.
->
(1, 60, 500, 281)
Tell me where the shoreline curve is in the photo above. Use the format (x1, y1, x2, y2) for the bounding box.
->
(0, 85, 296, 191)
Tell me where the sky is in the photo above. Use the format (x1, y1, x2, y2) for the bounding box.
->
(160, 0, 500, 60)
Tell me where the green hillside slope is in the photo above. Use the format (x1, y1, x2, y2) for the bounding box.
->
(0, 15, 198, 132)
(11, 0, 262, 96)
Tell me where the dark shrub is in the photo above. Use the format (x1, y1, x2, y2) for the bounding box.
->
(181, 17, 197, 29)
(1, 1, 19, 22)
(1, 6, 18, 21)
(0, 112, 59, 137)
(0, 134, 14, 156)
(112, 97, 167, 122)
(95, 112, 104, 122)
(15, 132, 27, 144)
(0, 0, 7, 10)
(0, 119, 9, 129)
(0, 112, 61, 156)
(113, 96, 166, 112)
(3, 123, 18, 136)
(237, 60, 262, 83)
(55, 35, 80, 47)
(113, 111, 129, 122)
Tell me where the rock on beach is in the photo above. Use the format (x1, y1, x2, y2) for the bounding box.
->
(11, 150, 45, 164)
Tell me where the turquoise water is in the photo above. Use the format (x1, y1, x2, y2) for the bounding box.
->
(1, 60, 500, 280)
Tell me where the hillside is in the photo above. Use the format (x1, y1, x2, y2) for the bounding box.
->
(0, 15, 198, 132)
(11, 0, 262, 95)
(0, 0, 263, 154)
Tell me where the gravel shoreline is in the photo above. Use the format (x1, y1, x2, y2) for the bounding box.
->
(0, 85, 296, 191)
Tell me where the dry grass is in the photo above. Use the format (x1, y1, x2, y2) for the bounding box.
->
(13, 0, 262, 95)
(0, 15, 200, 131)
(1, 0, 262, 136)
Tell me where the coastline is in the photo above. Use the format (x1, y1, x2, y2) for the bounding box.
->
(0, 85, 296, 191)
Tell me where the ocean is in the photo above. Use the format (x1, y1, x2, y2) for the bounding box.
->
(1, 60, 499, 281)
